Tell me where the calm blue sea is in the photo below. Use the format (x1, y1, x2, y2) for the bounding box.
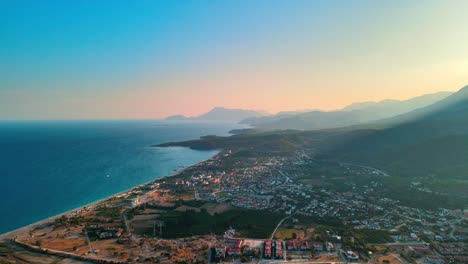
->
(0, 120, 241, 234)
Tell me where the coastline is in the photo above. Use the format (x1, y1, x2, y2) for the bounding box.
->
(0, 148, 221, 240)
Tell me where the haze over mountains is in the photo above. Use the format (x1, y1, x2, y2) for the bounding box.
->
(160, 85, 468, 182)
(165, 107, 268, 122)
(240, 91, 453, 130)
(322, 85, 468, 179)
(164, 91, 452, 128)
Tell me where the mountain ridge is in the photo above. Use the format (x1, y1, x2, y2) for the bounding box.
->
(158, 85, 468, 181)
(165, 107, 269, 122)
(241, 91, 453, 130)
(320, 85, 468, 179)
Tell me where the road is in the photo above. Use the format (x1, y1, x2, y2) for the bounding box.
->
(374, 242, 427, 246)
(274, 170, 290, 189)
(390, 253, 408, 264)
(449, 224, 457, 240)
(84, 232, 95, 255)
(339, 162, 390, 176)
(270, 207, 301, 240)
(270, 215, 291, 240)
(122, 211, 137, 242)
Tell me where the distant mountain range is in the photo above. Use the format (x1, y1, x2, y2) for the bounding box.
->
(321, 85, 468, 180)
(165, 92, 452, 127)
(158, 85, 468, 210)
(165, 107, 268, 122)
(160, 85, 468, 181)
(240, 91, 453, 130)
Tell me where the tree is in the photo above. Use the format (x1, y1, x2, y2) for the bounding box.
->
(241, 255, 250, 262)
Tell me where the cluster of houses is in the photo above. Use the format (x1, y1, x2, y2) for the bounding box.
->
(209, 238, 357, 263)
(86, 225, 123, 240)
(429, 242, 468, 263)
(342, 250, 359, 261)
(210, 239, 244, 262)
(404, 246, 445, 264)
(263, 240, 283, 259)
(225, 239, 243, 255)
(230, 194, 272, 209)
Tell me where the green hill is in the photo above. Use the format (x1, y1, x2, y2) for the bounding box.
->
(321, 85, 468, 180)
(158, 86, 468, 181)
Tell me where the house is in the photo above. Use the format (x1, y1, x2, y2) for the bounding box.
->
(226, 247, 241, 255)
(299, 240, 311, 251)
(406, 246, 433, 258)
(264, 240, 272, 258)
(275, 240, 283, 259)
(131, 197, 141, 207)
(424, 256, 444, 264)
(225, 239, 243, 256)
(313, 242, 323, 251)
(210, 247, 226, 263)
(345, 251, 359, 260)
(326, 242, 335, 252)
(286, 240, 297, 251)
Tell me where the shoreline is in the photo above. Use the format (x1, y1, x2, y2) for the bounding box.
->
(0, 148, 221, 240)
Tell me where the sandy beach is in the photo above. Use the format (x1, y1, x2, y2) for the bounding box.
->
(0, 151, 219, 241)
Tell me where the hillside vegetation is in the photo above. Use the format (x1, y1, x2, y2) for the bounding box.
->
(158, 86, 468, 181)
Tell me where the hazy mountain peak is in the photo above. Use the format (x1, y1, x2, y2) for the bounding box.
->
(457, 84, 468, 94)
(342, 99, 400, 111)
(211, 106, 227, 110)
(164, 114, 188, 121)
(198, 107, 267, 121)
(241, 90, 453, 130)
(325, 85, 468, 180)
(165, 107, 267, 122)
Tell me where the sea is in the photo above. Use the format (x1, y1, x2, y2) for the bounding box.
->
(0, 120, 242, 234)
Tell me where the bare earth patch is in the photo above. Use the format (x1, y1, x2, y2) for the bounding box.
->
(42, 237, 87, 252)
(201, 203, 232, 215)
(373, 254, 403, 264)
(175, 205, 201, 212)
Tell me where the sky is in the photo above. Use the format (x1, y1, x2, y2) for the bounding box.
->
(1, 0, 468, 120)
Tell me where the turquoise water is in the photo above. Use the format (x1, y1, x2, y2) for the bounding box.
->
(0, 120, 240, 234)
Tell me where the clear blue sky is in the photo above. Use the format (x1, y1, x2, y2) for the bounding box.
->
(1, 0, 467, 119)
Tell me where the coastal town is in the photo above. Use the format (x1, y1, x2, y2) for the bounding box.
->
(4, 1, 468, 264)
(0, 147, 467, 264)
